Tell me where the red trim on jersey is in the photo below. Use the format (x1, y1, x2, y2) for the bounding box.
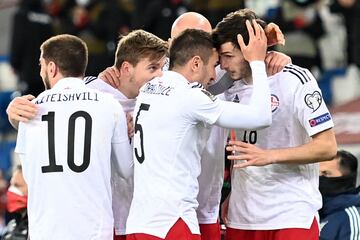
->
(126, 218, 201, 240)
(230, 129, 237, 141)
(199, 222, 221, 240)
(225, 217, 319, 240)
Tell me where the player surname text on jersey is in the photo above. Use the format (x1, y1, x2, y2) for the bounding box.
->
(35, 91, 99, 104)
(141, 82, 174, 96)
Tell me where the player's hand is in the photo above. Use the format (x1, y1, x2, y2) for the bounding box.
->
(226, 140, 274, 168)
(265, 51, 291, 76)
(221, 194, 230, 225)
(238, 19, 267, 62)
(265, 22, 285, 47)
(98, 66, 121, 89)
(126, 112, 134, 139)
(6, 95, 38, 129)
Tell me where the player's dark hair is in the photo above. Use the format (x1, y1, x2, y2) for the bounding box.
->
(169, 29, 214, 70)
(40, 34, 88, 78)
(114, 30, 168, 68)
(212, 8, 267, 50)
(338, 150, 358, 176)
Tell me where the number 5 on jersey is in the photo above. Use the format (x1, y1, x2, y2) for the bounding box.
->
(134, 103, 150, 164)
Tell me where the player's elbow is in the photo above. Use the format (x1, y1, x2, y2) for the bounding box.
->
(322, 138, 337, 161)
(315, 129, 338, 161)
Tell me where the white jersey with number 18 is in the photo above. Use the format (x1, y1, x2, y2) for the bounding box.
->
(226, 64, 334, 230)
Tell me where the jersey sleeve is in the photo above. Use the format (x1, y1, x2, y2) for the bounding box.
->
(110, 99, 133, 179)
(14, 122, 26, 155)
(215, 61, 272, 129)
(291, 66, 334, 137)
(187, 87, 224, 125)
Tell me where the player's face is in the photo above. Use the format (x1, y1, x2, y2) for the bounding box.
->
(39, 55, 51, 90)
(319, 157, 343, 177)
(129, 56, 166, 96)
(218, 42, 251, 81)
(198, 49, 218, 88)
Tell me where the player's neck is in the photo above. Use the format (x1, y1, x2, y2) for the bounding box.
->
(172, 67, 197, 83)
(117, 83, 136, 99)
(243, 75, 253, 85)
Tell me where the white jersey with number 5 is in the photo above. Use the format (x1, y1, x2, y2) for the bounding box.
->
(126, 61, 271, 238)
(126, 71, 224, 238)
(15, 78, 133, 240)
(226, 64, 334, 230)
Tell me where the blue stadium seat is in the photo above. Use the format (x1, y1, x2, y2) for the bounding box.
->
(0, 140, 16, 176)
(0, 91, 19, 176)
(0, 91, 19, 135)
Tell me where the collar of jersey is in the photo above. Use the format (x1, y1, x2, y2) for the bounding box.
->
(52, 77, 86, 90)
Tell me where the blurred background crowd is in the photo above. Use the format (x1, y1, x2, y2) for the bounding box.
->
(0, 0, 359, 235)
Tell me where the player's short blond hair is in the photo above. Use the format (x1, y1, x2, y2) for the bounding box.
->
(114, 30, 168, 68)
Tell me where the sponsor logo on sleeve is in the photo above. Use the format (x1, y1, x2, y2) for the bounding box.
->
(309, 113, 331, 127)
(271, 94, 279, 112)
(304, 91, 322, 112)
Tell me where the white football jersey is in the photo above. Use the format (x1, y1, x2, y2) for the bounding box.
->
(196, 93, 229, 224)
(126, 71, 224, 238)
(226, 64, 334, 230)
(15, 78, 133, 240)
(164, 59, 231, 96)
(197, 124, 228, 224)
(85, 77, 135, 235)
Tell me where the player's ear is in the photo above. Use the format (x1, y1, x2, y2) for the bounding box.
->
(120, 61, 133, 76)
(190, 55, 202, 73)
(48, 61, 57, 78)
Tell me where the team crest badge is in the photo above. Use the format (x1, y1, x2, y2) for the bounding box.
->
(271, 94, 279, 112)
(304, 91, 322, 112)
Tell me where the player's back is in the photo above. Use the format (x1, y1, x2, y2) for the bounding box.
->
(16, 78, 124, 240)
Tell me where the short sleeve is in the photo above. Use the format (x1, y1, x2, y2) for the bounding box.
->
(110, 98, 133, 178)
(291, 66, 334, 137)
(15, 122, 26, 155)
(111, 100, 129, 144)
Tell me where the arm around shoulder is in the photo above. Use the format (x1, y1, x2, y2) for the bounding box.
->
(6, 95, 38, 130)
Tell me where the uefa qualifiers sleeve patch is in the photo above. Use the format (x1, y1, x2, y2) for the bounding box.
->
(309, 113, 331, 127)
(304, 91, 322, 112)
(201, 89, 217, 102)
